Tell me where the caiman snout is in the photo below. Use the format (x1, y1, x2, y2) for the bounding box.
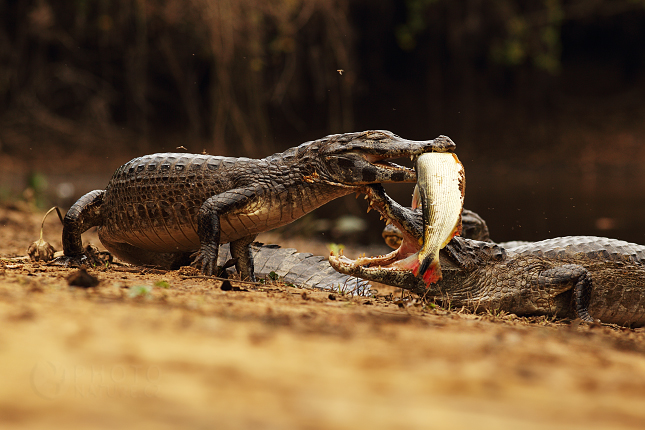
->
(414, 135, 455, 154)
(367, 132, 456, 156)
(325, 131, 456, 157)
(321, 131, 457, 186)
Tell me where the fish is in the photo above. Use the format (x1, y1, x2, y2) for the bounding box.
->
(412, 152, 465, 284)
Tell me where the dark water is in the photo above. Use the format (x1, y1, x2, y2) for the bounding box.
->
(459, 163, 645, 244)
(3, 159, 645, 247)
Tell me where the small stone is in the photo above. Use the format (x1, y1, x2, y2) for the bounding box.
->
(67, 267, 100, 288)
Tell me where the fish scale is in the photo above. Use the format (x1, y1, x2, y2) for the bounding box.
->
(413, 152, 465, 282)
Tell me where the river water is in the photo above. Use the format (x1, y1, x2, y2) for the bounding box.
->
(464, 162, 645, 244)
(2, 154, 644, 246)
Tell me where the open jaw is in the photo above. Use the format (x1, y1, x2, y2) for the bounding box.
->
(328, 185, 433, 289)
(329, 148, 465, 289)
(364, 154, 410, 170)
(363, 154, 415, 178)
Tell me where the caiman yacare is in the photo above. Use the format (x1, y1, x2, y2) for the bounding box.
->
(330, 184, 645, 326)
(54, 130, 455, 282)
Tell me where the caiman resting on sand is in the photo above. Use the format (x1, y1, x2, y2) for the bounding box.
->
(330, 184, 645, 326)
(54, 130, 455, 282)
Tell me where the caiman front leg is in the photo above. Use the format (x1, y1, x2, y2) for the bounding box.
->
(509, 264, 594, 323)
(191, 188, 258, 279)
(543, 264, 593, 322)
(230, 234, 258, 281)
(52, 190, 106, 266)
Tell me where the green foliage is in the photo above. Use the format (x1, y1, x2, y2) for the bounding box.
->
(129, 285, 153, 298)
(396, 0, 439, 51)
(24, 172, 49, 209)
(490, 0, 564, 73)
(327, 243, 345, 256)
(397, 0, 644, 74)
(154, 280, 170, 289)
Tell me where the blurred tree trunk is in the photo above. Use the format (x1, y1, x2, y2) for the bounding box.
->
(2, 0, 644, 159)
(125, 0, 149, 150)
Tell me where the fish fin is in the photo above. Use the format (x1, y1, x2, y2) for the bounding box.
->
(422, 262, 442, 284)
(415, 254, 443, 284)
(411, 185, 421, 210)
(396, 254, 443, 286)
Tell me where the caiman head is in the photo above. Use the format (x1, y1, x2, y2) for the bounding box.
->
(382, 208, 491, 250)
(299, 130, 456, 186)
(328, 184, 502, 296)
(328, 184, 434, 294)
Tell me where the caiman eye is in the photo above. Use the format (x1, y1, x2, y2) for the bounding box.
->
(365, 131, 387, 140)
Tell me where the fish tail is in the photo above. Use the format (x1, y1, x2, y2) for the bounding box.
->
(422, 262, 442, 284)
(415, 253, 443, 285)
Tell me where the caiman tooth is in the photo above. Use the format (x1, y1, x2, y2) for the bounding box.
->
(366, 206, 372, 213)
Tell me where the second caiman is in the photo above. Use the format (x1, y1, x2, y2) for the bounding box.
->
(54, 130, 455, 281)
(330, 184, 645, 326)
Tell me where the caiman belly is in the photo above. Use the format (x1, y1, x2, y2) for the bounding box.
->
(98, 192, 326, 252)
(97, 151, 349, 253)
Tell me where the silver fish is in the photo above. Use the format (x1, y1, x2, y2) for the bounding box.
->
(413, 152, 465, 283)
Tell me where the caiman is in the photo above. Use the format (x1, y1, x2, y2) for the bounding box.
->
(330, 184, 645, 326)
(54, 130, 455, 281)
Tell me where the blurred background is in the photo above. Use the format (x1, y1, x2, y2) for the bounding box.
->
(1, 0, 645, 244)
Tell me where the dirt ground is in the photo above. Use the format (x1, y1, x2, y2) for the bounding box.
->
(1, 203, 645, 429)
